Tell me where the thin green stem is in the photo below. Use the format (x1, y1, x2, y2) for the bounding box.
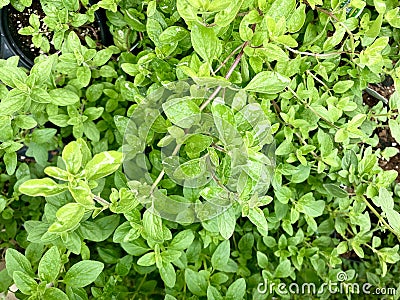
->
(131, 274, 147, 300)
(360, 196, 400, 241)
(285, 46, 344, 58)
(306, 70, 329, 90)
(93, 195, 110, 206)
(214, 42, 246, 74)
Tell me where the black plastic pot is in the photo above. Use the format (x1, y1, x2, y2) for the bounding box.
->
(0, 3, 111, 69)
(0, 6, 33, 68)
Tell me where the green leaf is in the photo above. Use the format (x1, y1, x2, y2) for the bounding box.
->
(257, 251, 269, 268)
(30, 56, 54, 84)
(162, 98, 200, 129)
(79, 215, 120, 242)
(169, 230, 195, 251)
(347, 114, 366, 129)
(83, 151, 123, 180)
(247, 207, 268, 236)
(211, 240, 230, 270)
(110, 188, 139, 214)
(42, 287, 69, 300)
(115, 255, 133, 276)
(32, 128, 57, 143)
(207, 285, 223, 300)
(0, 65, 27, 87)
(386, 209, 400, 234)
(386, 8, 400, 28)
(92, 48, 113, 66)
(244, 71, 290, 94)
(76, 66, 91, 87)
(191, 25, 221, 62)
(14, 115, 37, 129)
(0, 196, 6, 213)
(38, 246, 61, 283)
(372, 188, 394, 210)
(62, 141, 83, 174)
(48, 203, 85, 233)
(62, 0, 79, 10)
(19, 178, 68, 197)
(389, 119, 400, 144)
(0, 89, 27, 116)
(217, 207, 236, 239)
(143, 210, 164, 242)
(287, 4, 306, 33)
(161, 249, 182, 263)
(13, 271, 37, 295)
(5, 249, 34, 278)
(137, 252, 156, 266)
(30, 87, 52, 103)
(335, 128, 349, 143)
(184, 134, 213, 156)
(261, 43, 289, 62)
(160, 26, 188, 43)
(173, 157, 207, 180)
(267, 0, 296, 22)
(121, 63, 139, 76)
(68, 181, 95, 207)
(214, 0, 244, 27)
(4, 152, 17, 175)
(332, 80, 354, 93)
(160, 262, 176, 288)
(291, 164, 310, 183)
(297, 193, 325, 217)
(323, 184, 348, 198)
(0, 0, 10, 8)
(373, 0, 386, 14)
(225, 278, 246, 300)
(48, 114, 69, 127)
(44, 167, 69, 181)
(121, 240, 150, 256)
(365, 13, 383, 39)
(274, 259, 291, 278)
(49, 88, 80, 106)
(211, 102, 239, 147)
(185, 269, 208, 296)
(352, 242, 364, 258)
(83, 121, 100, 142)
(323, 27, 346, 51)
(63, 260, 104, 287)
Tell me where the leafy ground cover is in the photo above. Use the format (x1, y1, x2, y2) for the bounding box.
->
(1, 0, 400, 299)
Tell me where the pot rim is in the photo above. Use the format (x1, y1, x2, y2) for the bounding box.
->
(0, 2, 111, 69)
(0, 6, 34, 68)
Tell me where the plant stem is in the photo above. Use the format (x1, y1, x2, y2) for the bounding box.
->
(93, 195, 110, 205)
(284, 46, 344, 58)
(214, 42, 246, 74)
(306, 70, 329, 90)
(360, 196, 400, 241)
(131, 274, 147, 300)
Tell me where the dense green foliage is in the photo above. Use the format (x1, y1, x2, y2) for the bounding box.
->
(1, 0, 400, 299)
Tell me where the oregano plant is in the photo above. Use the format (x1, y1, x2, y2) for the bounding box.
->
(1, 0, 400, 299)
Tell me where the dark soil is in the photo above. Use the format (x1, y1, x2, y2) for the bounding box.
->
(363, 77, 400, 181)
(7, 1, 46, 61)
(7, 2, 103, 61)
